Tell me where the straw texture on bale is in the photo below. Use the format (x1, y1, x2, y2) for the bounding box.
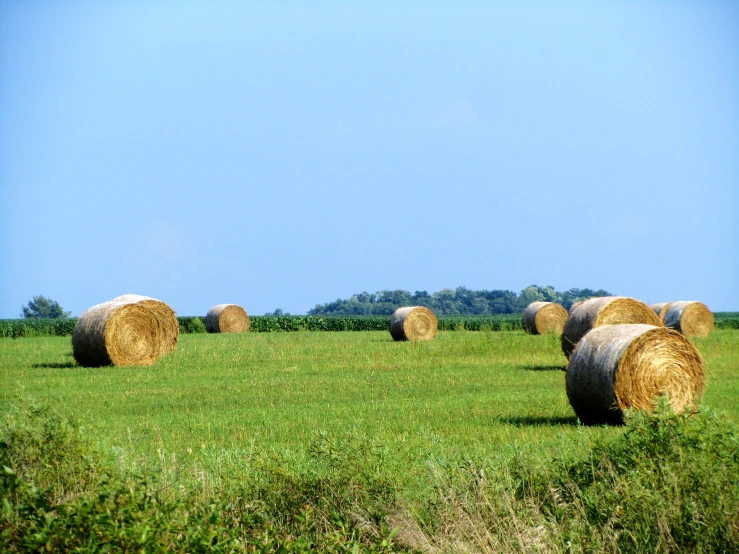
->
(522, 302, 569, 335)
(390, 306, 438, 341)
(663, 301, 714, 337)
(650, 302, 671, 322)
(566, 324, 705, 425)
(111, 294, 179, 355)
(561, 296, 662, 359)
(206, 304, 250, 333)
(73, 300, 163, 367)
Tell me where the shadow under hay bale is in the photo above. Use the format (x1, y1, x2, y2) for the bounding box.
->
(561, 296, 661, 359)
(390, 306, 438, 341)
(566, 324, 704, 425)
(522, 301, 568, 335)
(72, 299, 164, 367)
(520, 364, 568, 372)
(111, 294, 179, 356)
(206, 304, 250, 333)
(663, 301, 714, 337)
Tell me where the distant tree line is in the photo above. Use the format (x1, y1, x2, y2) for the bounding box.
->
(307, 285, 613, 316)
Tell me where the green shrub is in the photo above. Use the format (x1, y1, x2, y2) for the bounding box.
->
(0, 406, 407, 553)
(715, 312, 739, 329)
(408, 403, 739, 553)
(437, 314, 522, 331)
(518, 402, 739, 552)
(186, 317, 207, 334)
(0, 318, 78, 338)
(250, 316, 390, 333)
(3, 402, 738, 552)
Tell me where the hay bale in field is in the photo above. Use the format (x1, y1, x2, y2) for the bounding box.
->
(568, 297, 601, 315)
(390, 306, 438, 341)
(73, 299, 166, 367)
(561, 296, 661, 359)
(568, 300, 585, 315)
(111, 294, 179, 355)
(566, 324, 704, 425)
(663, 301, 714, 337)
(650, 302, 671, 322)
(206, 304, 250, 333)
(522, 302, 569, 335)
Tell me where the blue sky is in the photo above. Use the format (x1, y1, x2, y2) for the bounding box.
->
(1, 1, 737, 317)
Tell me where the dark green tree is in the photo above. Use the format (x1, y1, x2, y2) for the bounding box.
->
(264, 308, 291, 316)
(20, 295, 71, 319)
(308, 286, 613, 316)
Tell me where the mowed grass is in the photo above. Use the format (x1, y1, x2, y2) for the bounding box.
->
(1, 329, 737, 499)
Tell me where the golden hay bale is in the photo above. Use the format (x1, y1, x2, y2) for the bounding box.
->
(390, 306, 438, 341)
(561, 296, 662, 359)
(206, 304, 250, 333)
(650, 302, 671, 322)
(111, 294, 179, 355)
(522, 302, 569, 335)
(662, 301, 714, 337)
(566, 324, 704, 425)
(73, 299, 163, 367)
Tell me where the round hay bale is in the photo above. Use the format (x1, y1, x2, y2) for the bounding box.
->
(566, 324, 704, 425)
(111, 294, 179, 355)
(561, 296, 662, 359)
(522, 302, 569, 335)
(72, 299, 163, 367)
(390, 306, 438, 341)
(662, 301, 714, 337)
(568, 300, 585, 315)
(206, 304, 250, 333)
(650, 302, 671, 322)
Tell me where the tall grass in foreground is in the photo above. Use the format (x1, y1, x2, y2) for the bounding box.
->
(1, 330, 738, 551)
(402, 400, 739, 553)
(1, 403, 737, 552)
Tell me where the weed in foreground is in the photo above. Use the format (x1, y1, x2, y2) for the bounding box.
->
(402, 401, 739, 553)
(1, 395, 738, 551)
(0, 405, 410, 553)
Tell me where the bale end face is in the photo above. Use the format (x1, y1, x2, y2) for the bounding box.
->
(206, 304, 250, 333)
(110, 294, 179, 356)
(522, 302, 568, 335)
(390, 306, 438, 341)
(663, 301, 714, 337)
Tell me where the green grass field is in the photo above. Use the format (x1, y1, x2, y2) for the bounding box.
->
(1, 329, 738, 552)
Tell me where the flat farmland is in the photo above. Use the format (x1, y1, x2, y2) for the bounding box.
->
(1, 329, 738, 552)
